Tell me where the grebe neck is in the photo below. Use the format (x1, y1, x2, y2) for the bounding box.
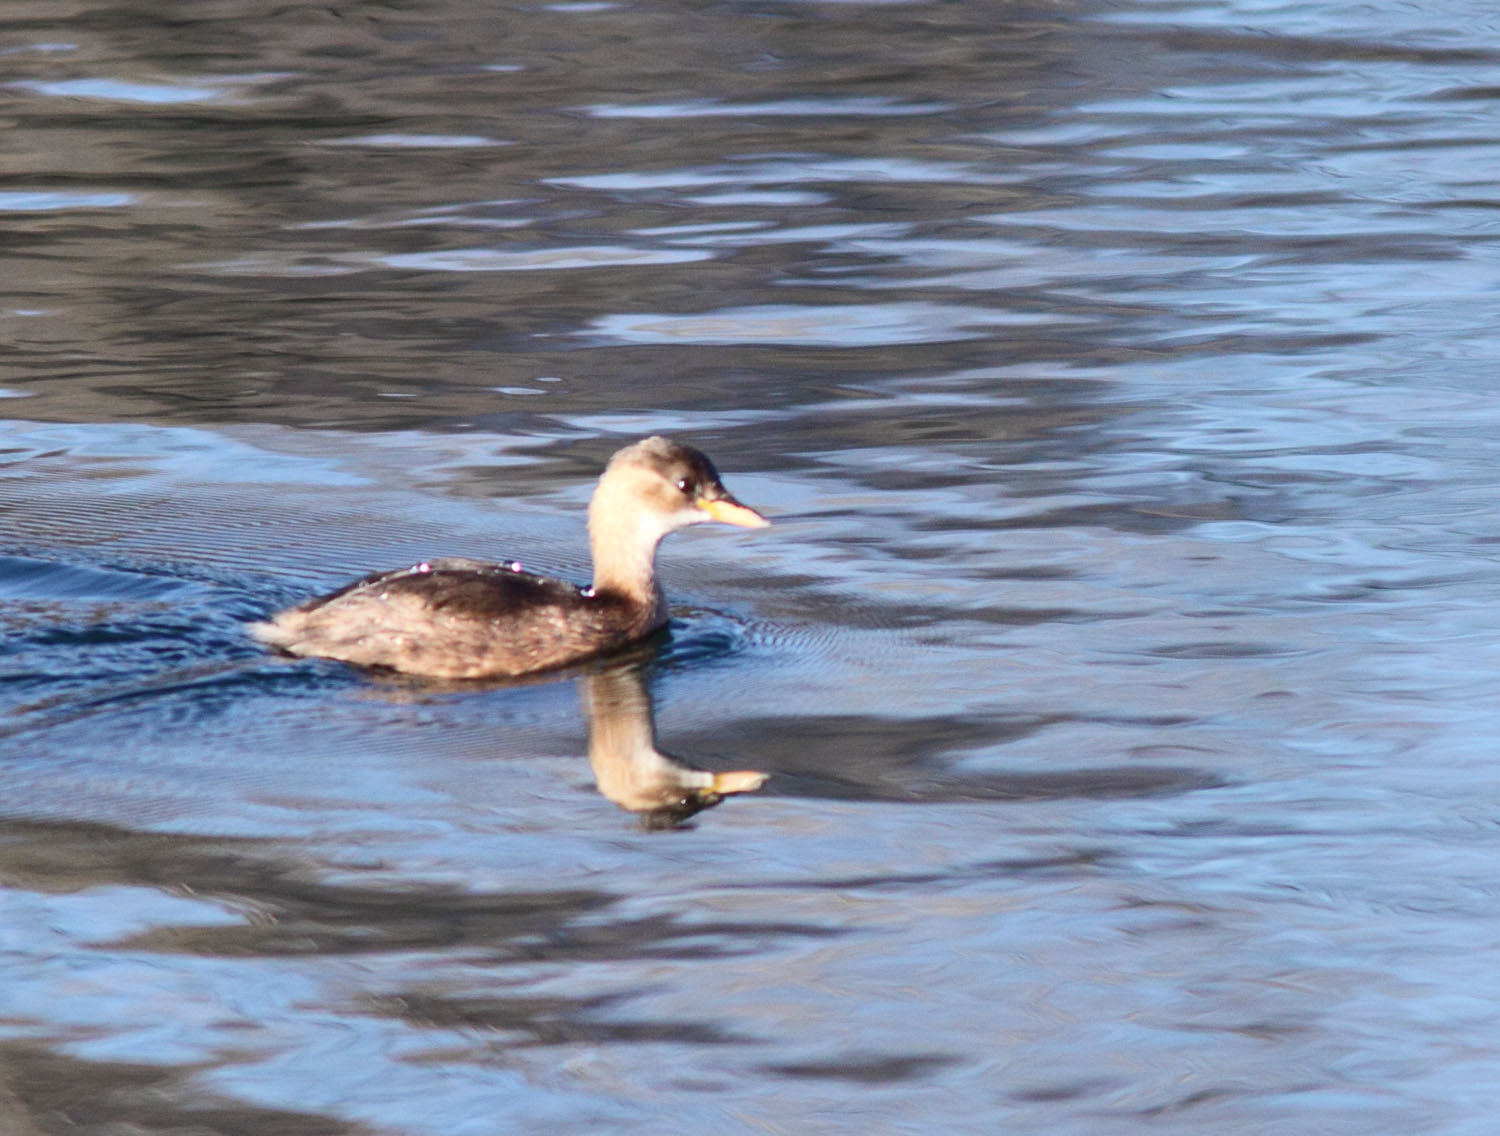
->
(587, 495, 668, 619)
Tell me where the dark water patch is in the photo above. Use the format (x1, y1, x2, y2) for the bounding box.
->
(730, 849, 1111, 895)
(1141, 27, 1499, 68)
(688, 713, 1221, 803)
(1299, 571, 1485, 604)
(0, 817, 272, 895)
(1128, 819, 1338, 843)
(121, 900, 841, 964)
(0, 818, 614, 954)
(1008, 1079, 1114, 1104)
(765, 1053, 957, 1084)
(0, 821, 827, 963)
(1145, 641, 1313, 661)
(976, 563, 1082, 582)
(0, 819, 625, 961)
(0, 1041, 372, 1136)
(1134, 1083, 1256, 1121)
(114, 884, 619, 959)
(365, 990, 754, 1050)
(494, 911, 844, 966)
(1427, 85, 1500, 101)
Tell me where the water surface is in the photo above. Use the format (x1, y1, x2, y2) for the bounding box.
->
(4, 0, 1500, 1132)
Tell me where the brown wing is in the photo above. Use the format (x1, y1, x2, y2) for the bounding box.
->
(335, 558, 587, 623)
(261, 558, 651, 677)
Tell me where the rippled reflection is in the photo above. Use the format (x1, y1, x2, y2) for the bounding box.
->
(584, 661, 766, 828)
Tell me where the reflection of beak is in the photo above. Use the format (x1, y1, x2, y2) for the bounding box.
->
(712, 770, 769, 794)
(699, 496, 770, 528)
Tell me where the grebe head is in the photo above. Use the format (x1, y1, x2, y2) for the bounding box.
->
(590, 436, 768, 541)
(584, 436, 767, 603)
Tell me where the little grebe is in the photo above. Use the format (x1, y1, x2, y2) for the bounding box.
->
(251, 436, 768, 678)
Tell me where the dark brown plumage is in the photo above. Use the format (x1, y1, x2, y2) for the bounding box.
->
(251, 437, 768, 678)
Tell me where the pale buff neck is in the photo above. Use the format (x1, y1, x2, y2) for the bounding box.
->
(587, 479, 670, 616)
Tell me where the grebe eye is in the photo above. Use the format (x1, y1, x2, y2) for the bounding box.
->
(676, 477, 694, 495)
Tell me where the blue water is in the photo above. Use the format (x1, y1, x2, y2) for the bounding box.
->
(3, 0, 1500, 1131)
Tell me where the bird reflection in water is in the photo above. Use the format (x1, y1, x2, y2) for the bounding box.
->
(360, 648, 767, 829)
(583, 661, 766, 830)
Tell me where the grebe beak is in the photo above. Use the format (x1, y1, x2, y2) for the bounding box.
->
(699, 495, 770, 528)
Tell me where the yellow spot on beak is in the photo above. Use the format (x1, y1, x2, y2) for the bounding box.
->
(699, 497, 770, 528)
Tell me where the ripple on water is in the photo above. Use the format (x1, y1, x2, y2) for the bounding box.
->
(0, 549, 357, 738)
(545, 155, 1010, 191)
(673, 709, 1223, 805)
(11, 72, 287, 105)
(322, 134, 509, 148)
(378, 246, 714, 272)
(658, 611, 752, 670)
(582, 96, 954, 118)
(12, 77, 230, 104)
(0, 555, 199, 604)
(0, 190, 134, 211)
(585, 302, 1067, 347)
